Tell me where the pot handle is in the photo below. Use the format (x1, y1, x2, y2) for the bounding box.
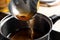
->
(50, 15, 60, 24)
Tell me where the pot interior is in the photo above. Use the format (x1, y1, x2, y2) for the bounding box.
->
(1, 13, 52, 39)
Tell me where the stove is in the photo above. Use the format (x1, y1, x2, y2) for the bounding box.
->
(50, 30, 60, 40)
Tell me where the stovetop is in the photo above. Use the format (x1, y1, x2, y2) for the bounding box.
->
(50, 30, 60, 40)
(0, 30, 60, 40)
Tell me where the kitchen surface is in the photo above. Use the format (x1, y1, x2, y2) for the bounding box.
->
(0, 0, 60, 40)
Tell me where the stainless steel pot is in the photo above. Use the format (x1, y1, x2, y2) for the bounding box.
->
(0, 13, 60, 40)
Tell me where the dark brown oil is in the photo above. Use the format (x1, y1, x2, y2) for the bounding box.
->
(10, 19, 35, 40)
(16, 13, 33, 21)
(10, 28, 41, 40)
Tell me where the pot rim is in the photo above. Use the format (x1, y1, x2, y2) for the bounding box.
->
(0, 14, 13, 38)
(0, 13, 53, 40)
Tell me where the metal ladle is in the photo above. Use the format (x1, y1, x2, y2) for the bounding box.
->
(9, 0, 38, 21)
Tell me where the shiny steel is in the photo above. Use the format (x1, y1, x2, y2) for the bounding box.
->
(9, 0, 38, 20)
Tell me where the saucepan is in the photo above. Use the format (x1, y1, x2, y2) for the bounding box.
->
(0, 13, 60, 40)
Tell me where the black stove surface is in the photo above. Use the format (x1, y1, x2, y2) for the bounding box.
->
(50, 30, 60, 40)
(0, 30, 60, 40)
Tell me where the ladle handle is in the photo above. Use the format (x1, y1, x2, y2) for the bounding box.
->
(50, 15, 60, 24)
